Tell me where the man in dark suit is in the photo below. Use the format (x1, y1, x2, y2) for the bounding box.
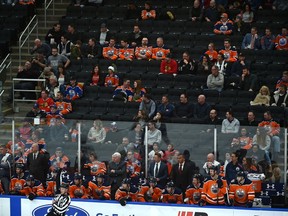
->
(170, 154, 195, 193)
(148, 152, 168, 188)
(27, 143, 49, 186)
(108, 152, 126, 200)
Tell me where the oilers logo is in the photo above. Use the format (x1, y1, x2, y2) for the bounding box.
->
(127, 165, 135, 173)
(223, 52, 230, 60)
(156, 51, 163, 57)
(193, 192, 201, 202)
(124, 51, 130, 57)
(91, 164, 99, 173)
(279, 37, 287, 46)
(69, 89, 76, 98)
(236, 188, 246, 199)
(140, 49, 146, 55)
(108, 50, 114, 56)
(210, 183, 219, 194)
(14, 182, 23, 191)
(74, 188, 84, 197)
(220, 25, 228, 32)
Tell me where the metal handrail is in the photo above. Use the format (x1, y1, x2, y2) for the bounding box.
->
(12, 78, 46, 112)
(18, 15, 39, 65)
(44, 0, 55, 28)
(0, 53, 12, 79)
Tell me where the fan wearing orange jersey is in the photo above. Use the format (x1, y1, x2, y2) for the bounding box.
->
(103, 38, 118, 60)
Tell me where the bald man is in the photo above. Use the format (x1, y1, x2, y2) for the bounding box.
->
(30, 38, 51, 58)
(202, 153, 220, 174)
(194, 95, 211, 119)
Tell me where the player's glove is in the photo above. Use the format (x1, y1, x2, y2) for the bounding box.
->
(246, 201, 253, 208)
(119, 198, 127, 206)
(199, 199, 206, 207)
(126, 196, 132, 201)
(28, 193, 36, 200)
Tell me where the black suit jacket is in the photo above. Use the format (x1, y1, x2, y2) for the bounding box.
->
(148, 161, 168, 187)
(170, 161, 195, 192)
(27, 152, 49, 184)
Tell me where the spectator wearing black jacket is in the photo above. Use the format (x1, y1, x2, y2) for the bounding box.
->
(174, 93, 194, 118)
(178, 51, 197, 75)
(239, 67, 258, 92)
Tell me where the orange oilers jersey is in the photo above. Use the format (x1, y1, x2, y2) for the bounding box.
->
(88, 180, 111, 200)
(185, 184, 203, 204)
(118, 48, 135, 60)
(219, 49, 238, 63)
(141, 10, 156, 20)
(69, 184, 89, 199)
(55, 100, 72, 115)
(138, 184, 162, 202)
(85, 161, 107, 176)
(20, 180, 45, 196)
(103, 47, 118, 60)
(135, 46, 152, 59)
(204, 50, 218, 62)
(49, 155, 70, 172)
(229, 179, 255, 206)
(115, 186, 138, 201)
(275, 35, 288, 50)
(201, 176, 228, 205)
(46, 180, 57, 197)
(105, 74, 120, 87)
(152, 47, 170, 60)
(126, 160, 141, 178)
(258, 120, 280, 136)
(10, 174, 27, 192)
(162, 188, 183, 204)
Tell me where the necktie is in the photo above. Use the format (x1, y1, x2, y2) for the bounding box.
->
(155, 163, 159, 177)
(179, 163, 183, 174)
(34, 153, 36, 160)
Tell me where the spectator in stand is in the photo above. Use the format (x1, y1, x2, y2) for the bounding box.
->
(242, 27, 261, 50)
(148, 142, 164, 162)
(271, 84, 288, 107)
(239, 67, 258, 92)
(132, 80, 146, 102)
(31, 38, 51, 59)
(105, 66, 119, 87)
(66, 24, 81, 44)
(96, 23, 112, 46)
(272, 0, 288, 11)
(204, 109, 222, 132)
(118, 39, 134, 61)
(0, 145, 13, 194)
(242, 157, 258, 173)
(194, 95, 211, 120)
(113, 79, 134, 102)
(145, 121, 162, 150)
(47, 47, 70, 77)
(139, 93, 156, 119)
(148, 152, 168, 187)
(157, 95, 175, 119)
(55, 91, 72, 115)
(202, 152, 220, 175)
(252, 127, 272, 166)
(70, 40, 83, 61)
(26, 103, 47, 119)
(125, 2, 140, 20)
(31, 53, 47, 74)
(57, 35, 71, 58)
(275, 27, 288, 50)
(57, 64, 69, 86)
(206, 65, 224, 91)
(82, 38, 102, 59)
(241, 4, 254, 23)
(198, 54, 212, 76)
(135, 37, 152, 60)
(35, 90, 55, 113)
(18, 118, 34, 141)
(160, 53, 178, 75)
(115, 137, 131, 160)
(231, 128, 253, 150)
(204, 43, 218, 63)
(46, 75, 60, 100)
(153, 112, 170, 144)
(133, 110, 149, 128)
(219, 38, 238, 63)
(45, 23, 63, 45)
(90, 65, 100, 86)
(189, 0, 203, 22)
(178, 51, 197, 75)
(225, 152, 243, 184)
(108, 152, 126, 200)
(204, 0, 219, 22)
(152, 37, 170, 60)
(250, 85, 270, 106)
(241, 111, 259, 128)
(46, 104, 64, 126)
(102, 38, 118, 60)
(49, 147, 70, 172)
(275, 71, 288, 90)
(258, 111, 281, 161)
(141, 1, 156, 20)
(87, 119, 106, 144)
(174, 93, 194, 119)
(213, 13, 233, 35)
(233, 14, 248, 36)
(215, 53, 228, 76)
(261, 28, 275, 50)
(63, 76, 83, 101)
(128, 25, 144, 48)
(230, 52, 248, 77)
(221, 111, 240, 134)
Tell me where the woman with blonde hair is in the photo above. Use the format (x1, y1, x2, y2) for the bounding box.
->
(87, 119, 106, 144)
(250, 85, 270, 106)
(132, 80, 146, 102)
